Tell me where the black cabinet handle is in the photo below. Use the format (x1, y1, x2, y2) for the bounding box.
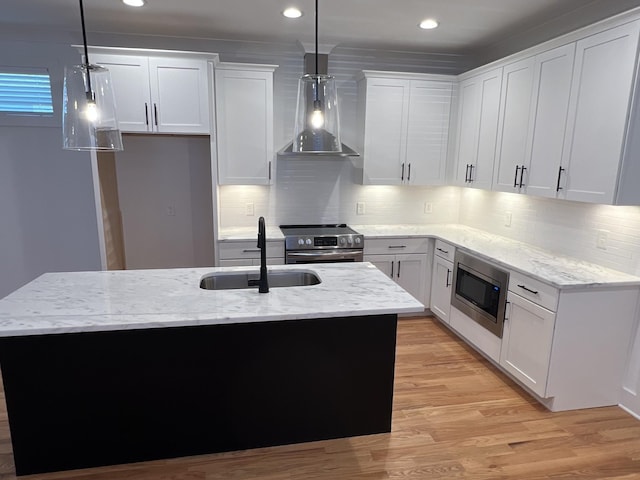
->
(556, 166, 565, 192)
(519, 166, 527, 188)
(390, 261, 394, 278)
(465, 164, 470, 183)
(468, 164, 474, 182)
(436, 247, 449, 254)
(401, 163, 405, 181)
(445, 268, 451, 287)
(268, 161, 272, 180)
(514, 165, 520, 188)
(407, 163, 411, 182)
(144, 103, 149, 125)
(153, 103, 159, 126)
(517, 284, 539, 295)
(397, 260, 401, 278)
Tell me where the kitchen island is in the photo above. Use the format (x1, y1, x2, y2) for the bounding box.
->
(0, 263, 423, 475)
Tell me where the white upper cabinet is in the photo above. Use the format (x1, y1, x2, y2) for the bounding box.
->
(493, 57, 535, 193)
(357, 71, 454, 186)
(454, 68, 503, 189)
(524, 43, 576, 198)
(493, 44, 576, 196)
(215, 64, 277, 185)
(560, 20, 640, 204)
(89, 48, 211, 135)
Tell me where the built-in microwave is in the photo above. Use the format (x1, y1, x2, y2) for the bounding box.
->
(451, 251, 509, 338)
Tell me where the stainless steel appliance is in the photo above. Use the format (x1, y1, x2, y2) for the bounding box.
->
(280, 224, 364, 264)
(451, 250, 509, 338)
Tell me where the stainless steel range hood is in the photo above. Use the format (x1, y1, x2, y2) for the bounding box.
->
(278, 53, 359, 158)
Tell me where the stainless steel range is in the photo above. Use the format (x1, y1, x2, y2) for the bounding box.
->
(280, 224, 364, 264)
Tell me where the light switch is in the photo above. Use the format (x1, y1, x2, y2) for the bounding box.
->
(245, 203, 255, 216)
(356, 202, 366, 215)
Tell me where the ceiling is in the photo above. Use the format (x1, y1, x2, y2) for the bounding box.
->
(4, 0, 640, 54)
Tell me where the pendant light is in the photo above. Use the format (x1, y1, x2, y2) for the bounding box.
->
(62, 0, 123, 151)
(291, 0, 343, 154)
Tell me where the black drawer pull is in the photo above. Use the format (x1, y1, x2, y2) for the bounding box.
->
(388, 245, 407, 249)
(242, 249, 261, 253)
(436, 247, 449, 254)
(517, 284, 539, 295)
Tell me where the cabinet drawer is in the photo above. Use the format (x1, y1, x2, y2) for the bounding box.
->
(218, 241, 284, 260)
(364, 237, 429, 255)
(434, 240, 455, 262)
(508, 271, 559, 311)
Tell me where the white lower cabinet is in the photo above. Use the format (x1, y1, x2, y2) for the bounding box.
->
(217, 240, 284, 266)
(429, 240, 455, 324)
(364, 237, 430, 305)
(500, 290, 556, 397)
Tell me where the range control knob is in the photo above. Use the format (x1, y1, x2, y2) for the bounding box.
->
(347, 237, 353, 244)
(339, 237, 346, 245)
(298, 238, 305, 246)
(355, 237, 362, 245)
(305, 238, 312, 245)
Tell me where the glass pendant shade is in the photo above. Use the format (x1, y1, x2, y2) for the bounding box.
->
(63, 64, 123, 151)
(292, 74, 342, 153)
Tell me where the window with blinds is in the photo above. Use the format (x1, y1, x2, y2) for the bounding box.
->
(0, 69, 53, 115)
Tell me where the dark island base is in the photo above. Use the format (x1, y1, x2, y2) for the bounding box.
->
(0, 314, 398, 476)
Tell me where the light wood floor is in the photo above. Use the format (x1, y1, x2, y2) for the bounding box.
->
(1, 316, 639, 479)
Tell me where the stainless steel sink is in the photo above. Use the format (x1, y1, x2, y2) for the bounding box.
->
(200, 269, 321, 290)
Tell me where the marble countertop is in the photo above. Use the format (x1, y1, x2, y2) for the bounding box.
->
(351, 224, 640, 289)
(0, 263, 424, 338)
(218, 226, 284, 241)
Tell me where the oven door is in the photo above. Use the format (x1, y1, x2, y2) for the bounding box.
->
(451, 251, 508, 338)
(285, 249, 363, 264)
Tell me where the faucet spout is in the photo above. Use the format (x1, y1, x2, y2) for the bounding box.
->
(257, 216, 269, 293)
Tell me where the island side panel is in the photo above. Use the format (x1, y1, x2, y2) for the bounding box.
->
(0, 314, 398, 476)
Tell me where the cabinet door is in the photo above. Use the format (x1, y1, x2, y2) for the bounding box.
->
(525, 43, 576, 198)
(493, 58, 535, 193)
(561, 21, 640, 204)
(216, 68, 274, 185)
(396, 254, 428, 305)
(430, 256, 453, 323)
(148, 57, 210, 134)
(454, 68, 502, 189)
(362, 78, 410, 185)
(406, 80, 453, 185)
(454, 77, 481, 185)
(365, 254, 395, 279)
(500, 291, 556, 397)
(90, 53, 152, 133)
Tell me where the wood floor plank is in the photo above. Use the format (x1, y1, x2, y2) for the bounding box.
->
(0, 316, 638, 479)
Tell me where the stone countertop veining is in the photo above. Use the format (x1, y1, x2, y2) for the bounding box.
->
(218, 226, 284, 241)
(0, 263, 424, 338)
(351, 224, 640, 289)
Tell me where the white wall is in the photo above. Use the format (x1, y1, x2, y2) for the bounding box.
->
(0, 39, 102, 299)
(115, 135, 213, 269)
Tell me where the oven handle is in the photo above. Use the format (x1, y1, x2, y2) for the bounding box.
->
(286, 249, 363, 262)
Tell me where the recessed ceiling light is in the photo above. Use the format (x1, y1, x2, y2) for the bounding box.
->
(122, 0, 146, 7)
(283, 7, 303, 19)
(419, 18, 439, 30)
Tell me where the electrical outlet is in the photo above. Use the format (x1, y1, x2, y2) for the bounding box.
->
(245, 203, 255, 216)
(596, 230, 609, 249)
(504, 211, 512, 227)
(166, 205, 176, 216)
(424, 202, 433, 214)
(356, 202, 366, 215)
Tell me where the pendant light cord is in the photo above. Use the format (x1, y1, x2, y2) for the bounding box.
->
(314, 0, 319, 104)
(79, 0, 93, 98)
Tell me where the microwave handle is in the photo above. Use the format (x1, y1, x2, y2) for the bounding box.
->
(504, 300, 511, 321)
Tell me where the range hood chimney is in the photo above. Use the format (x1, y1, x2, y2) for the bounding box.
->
(278, 52, 359, 157)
